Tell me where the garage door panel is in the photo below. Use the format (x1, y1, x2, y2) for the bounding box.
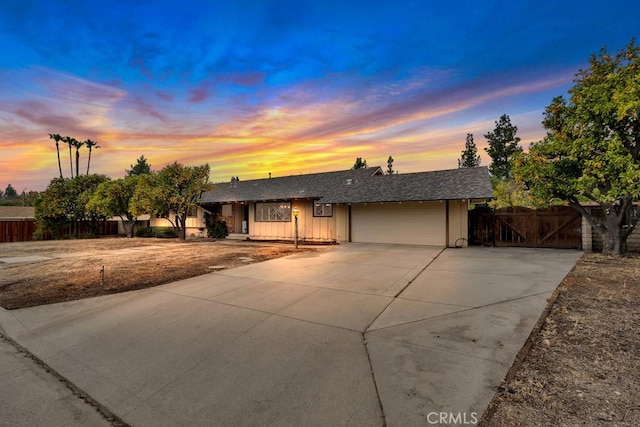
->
(351, 202, 445, 245)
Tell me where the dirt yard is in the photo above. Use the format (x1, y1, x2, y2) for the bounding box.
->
(0, 238, 322, 310)
(482, 253, 640, 426)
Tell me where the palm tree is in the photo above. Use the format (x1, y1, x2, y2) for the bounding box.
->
(71, 138, 84, 178)
(62, 136, 75, 178)
(84, 139, 100, 175)
(48, 133, 64, 178)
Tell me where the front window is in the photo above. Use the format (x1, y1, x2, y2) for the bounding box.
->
(255, 202, 292, 222)
(314, 201, 333, 217)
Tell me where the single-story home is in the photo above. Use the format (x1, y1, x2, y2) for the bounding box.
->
(199, 166, 493, 247)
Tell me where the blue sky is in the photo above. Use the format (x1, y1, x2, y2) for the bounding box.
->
(1, 0, 638, 191)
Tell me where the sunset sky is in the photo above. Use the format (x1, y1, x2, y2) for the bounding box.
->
(1, 0, 638, 191)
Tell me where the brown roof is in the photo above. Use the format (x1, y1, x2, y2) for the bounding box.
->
(0, 206, 35, 219)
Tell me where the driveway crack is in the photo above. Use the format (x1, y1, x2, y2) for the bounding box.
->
(362, 332, 387, 427)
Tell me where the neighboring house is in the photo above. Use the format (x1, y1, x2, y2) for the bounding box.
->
(0, 206, 36, 242)
(148, 207, 209, 238)
(199, 166, 494, 247)
(0, 206, 35, 220)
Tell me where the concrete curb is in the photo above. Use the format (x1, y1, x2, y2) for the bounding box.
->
(0, 331, 130, 427)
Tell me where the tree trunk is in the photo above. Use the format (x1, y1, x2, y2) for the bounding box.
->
(75, 149, 80, 178)
(124, 219, 136, 238)
(87, 148, 92, 175)
(68, 146, 73, 178)
(601, 217, 623, 256)
(179, 215, 187, 240)
(570, 201, 631, 256)
(56, 143, 63, 178)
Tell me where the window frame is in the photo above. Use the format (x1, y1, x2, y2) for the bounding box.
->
(255, 202, 292, 222)
(313, 201, 333, 217)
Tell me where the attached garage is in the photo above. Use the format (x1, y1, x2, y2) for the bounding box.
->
(351, 202, 446, 245)
(200, 166, 493, 247)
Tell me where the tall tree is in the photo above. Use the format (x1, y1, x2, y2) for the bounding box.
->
(353, 157, 367, 169)
(132, 162, 213, 240)
(386, 156, 394, 174)
(35, 175, 109, 238)
(484, 115, 522, 179)
(71, 138, 84, 178)
(458, 133, 481, 168)
(62, 136, 75, 178)
(49, 133, 64, 178)
(514, 40, 640, 256)
(87, 176, 142, 238)
(3, 184, 17, 198)
(84, 139, 99, 175)
(126, 155, 152, 176)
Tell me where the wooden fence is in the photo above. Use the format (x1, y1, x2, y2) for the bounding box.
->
(0, 220, 119, 243)
(469, 206, 582, 249)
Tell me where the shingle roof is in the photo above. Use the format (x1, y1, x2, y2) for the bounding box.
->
(200, 166, 493, 204)
(200, 167, 382, 203)
(319, 167, 494, 203)
(0, 206, 35, 219)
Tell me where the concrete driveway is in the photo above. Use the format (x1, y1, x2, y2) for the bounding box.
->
(0, 244, 581, 426)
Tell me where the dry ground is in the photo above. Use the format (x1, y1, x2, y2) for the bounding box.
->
(0, 237, 321, 310)
(482, 253, 640, 426)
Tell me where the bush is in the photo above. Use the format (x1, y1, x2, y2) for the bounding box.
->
(207, 220, 229, 239)
(153, 227, 178, 238)
(135, 227, 154, 238)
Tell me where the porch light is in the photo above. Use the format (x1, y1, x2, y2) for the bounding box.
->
(292, 207, 299, 217)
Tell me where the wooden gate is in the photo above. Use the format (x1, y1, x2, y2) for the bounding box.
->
(469, 206, 582, 249)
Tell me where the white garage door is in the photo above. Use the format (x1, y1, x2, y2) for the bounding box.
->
(351, 202, 446, 245)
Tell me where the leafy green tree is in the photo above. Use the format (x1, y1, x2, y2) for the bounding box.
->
(458, 133, 481, 168)
(132, 162, 212, 240)
(126, 155, 152, 176)
(484, 115, 522, 179)
(35, 175, 110, 238)
(353, 157, 367, 169)
(386, 156, 394, 174)
(514, 40, 640, 256)
(35, 178, 71, 238)
(488, 180, 536, 209)
(87, 176, 142, 237)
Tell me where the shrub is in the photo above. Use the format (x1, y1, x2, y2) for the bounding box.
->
(207, 220, 229, 239)
(135, 227, 154, 238)
(153, 227, 178, 238)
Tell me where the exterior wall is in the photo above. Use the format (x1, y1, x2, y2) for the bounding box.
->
(149, 207, 208, 238)
(247, 199, 338, 242)
(447, 200, 469, 247)
(334, 204, 349, 242)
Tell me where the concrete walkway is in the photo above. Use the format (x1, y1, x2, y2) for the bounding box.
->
(0, 244, 581, 426)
